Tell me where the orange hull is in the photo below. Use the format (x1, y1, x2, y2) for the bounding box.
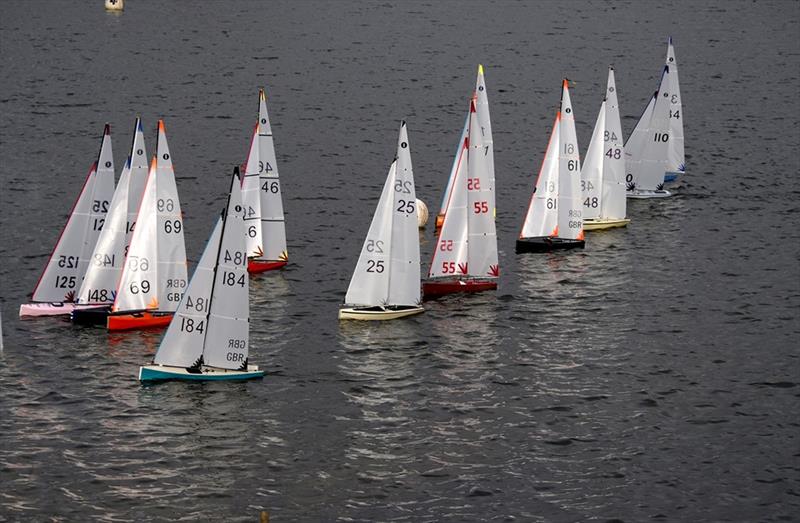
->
(435, 214, 445, 231)
(247, 259, 287, 274)
(107, 311, 173, 331)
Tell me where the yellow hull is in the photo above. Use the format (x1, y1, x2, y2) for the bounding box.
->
(338, 306, 424, 321)
(583, 218, 630, 231)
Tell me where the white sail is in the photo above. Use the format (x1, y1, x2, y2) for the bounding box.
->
(344, 161, 395, 307)
(474, 64, 495, 215)
(465, 98, 498, 277)
(256, 88, 288, 262)
(153, 217, 222, 368)
(113, 121, 187, 313)
(438, 109, 469, 217)
(78, 157, 130, 304)
(78, 119, 148, 304)
(602, 67, 627, 219)
(126, 119, 149, 250)
(430, 135, 469, 278)
(241, 124, 263, 257)
(666, 37, 685, 174)
(204, 172, 250, 370)
(624, 92, 655, 176)
(33, 126, 115, 303)
(113, 157, 159, 312)
(154, 121, 188, 312)
(387, 122, 421, 306)
(84, 125, 117, 271)
(581, 102, 606, 221)
(627, 67, 672, 192)
(557, 80, 583, 240)
(520, 117, 559, 238)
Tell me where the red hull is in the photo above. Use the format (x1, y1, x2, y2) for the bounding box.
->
(247, 260, 287, 274)
(422, 279, 497, 299)
(107, 311, 173, 331)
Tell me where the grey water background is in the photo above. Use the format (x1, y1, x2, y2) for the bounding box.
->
(1, 0, 798, 520)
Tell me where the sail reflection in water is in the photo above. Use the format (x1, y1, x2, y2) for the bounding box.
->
(337, 322, 426, 485)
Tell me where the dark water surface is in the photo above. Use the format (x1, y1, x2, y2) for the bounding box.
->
(1, 1, 799, 521)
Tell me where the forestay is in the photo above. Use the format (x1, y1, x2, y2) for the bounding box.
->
(32, 125, 115, 303)
(520, 117, 560, 238)
(204, 173, 250, 370)
(78, 119, 148, 304)
(557, 81, 583, 240)
(666, 37, 685, 175)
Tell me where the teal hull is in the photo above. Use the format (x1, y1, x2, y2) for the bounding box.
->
(138, 365, 265, 382)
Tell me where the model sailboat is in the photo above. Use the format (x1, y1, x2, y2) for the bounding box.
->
(517, 80, 585, 253)
(139, 167, 264, 381)
(20, 125, 115, 317)
(435, 65, 494, 231)
(106, 120, 188, 330)
(625, 66, 674, 198)
(73, 118, 149, 323)
(581, 67, 630, 230)
(424, 96, 498, 297)
(339, 121, 423, 320)
(241, 88, 288, 273)
(626, 37, 684, 187)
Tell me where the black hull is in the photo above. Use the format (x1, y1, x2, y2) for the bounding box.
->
(71, 305, 112, 326)
(516, 237, 585, 253)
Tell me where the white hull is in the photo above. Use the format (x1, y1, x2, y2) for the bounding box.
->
(338, 306, 424, 321)
(583, 217, 630, 230)
(626, 189, 672, 199)
(139, 364, 264, 381)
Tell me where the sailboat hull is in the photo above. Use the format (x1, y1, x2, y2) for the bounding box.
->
(422, 278, 497, 299)
(516, 237, 585, 253)
(338, 305, 424, 321)
(138, 364, 264, 382)
(583, 218, 631, 231)
(107, 311, 173, 331)
(19, 302, 97, 318)
(71, 305, 113, 325)
(247, 259, 287, 274)
(626, 189, 672, 199)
